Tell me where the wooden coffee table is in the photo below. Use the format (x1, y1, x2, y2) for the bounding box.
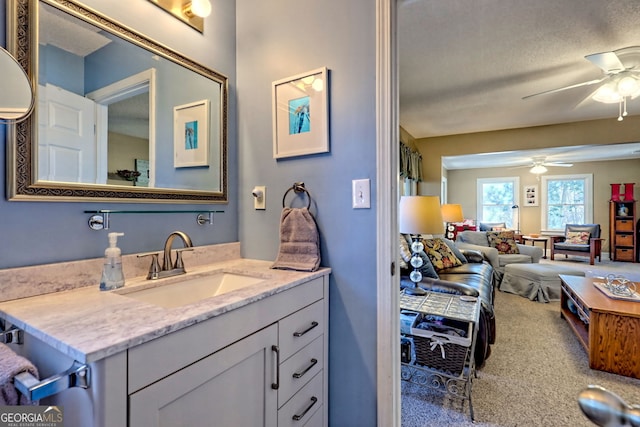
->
(560, 275, 640, 379)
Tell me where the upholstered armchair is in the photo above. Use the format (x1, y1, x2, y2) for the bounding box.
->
(550, 224, 603, 265)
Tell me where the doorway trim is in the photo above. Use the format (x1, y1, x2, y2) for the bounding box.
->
(376, 0, 399, 425)
(86, 68, 157, 186)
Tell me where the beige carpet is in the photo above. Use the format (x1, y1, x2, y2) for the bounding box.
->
(401, 258, 640, 426)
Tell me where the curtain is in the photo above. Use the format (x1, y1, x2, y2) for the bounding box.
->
(399, 142, 423, 182)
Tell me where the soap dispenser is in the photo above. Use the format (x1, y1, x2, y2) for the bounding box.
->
(100, 232, 125, 291)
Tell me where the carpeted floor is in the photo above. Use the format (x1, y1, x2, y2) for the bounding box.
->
(401, 258, 640, 426)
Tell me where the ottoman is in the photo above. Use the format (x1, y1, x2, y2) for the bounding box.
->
(499, 264, 585, 303)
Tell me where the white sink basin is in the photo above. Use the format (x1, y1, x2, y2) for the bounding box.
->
(117, 273, 265, 309)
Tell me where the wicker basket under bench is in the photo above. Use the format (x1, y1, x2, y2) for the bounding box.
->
(400, 290, 480, 421)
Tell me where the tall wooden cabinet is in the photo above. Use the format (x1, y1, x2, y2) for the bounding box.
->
(609, 200, 637, 262)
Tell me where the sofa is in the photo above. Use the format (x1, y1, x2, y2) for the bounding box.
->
(455, 230, 544, 281)
(399, 235, 496, 367)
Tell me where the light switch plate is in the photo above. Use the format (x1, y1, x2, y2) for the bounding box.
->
(352, 179, 371, 209)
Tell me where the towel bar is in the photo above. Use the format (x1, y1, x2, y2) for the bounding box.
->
(0, 327, 23, 344)
(15, 361, 91, 401)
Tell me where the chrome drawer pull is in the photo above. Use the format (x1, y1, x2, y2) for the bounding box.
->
(271, 345, 280, 390)
(293, 321, 319, 337)
(293, 358, 318, 379)
(292, 396, 318, 421)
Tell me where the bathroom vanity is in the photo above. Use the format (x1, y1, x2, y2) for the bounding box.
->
(0, 244, 329, 427)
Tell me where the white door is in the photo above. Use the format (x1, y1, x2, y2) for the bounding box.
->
(38, 83, 97, 183)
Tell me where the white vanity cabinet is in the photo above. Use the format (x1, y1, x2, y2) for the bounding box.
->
(127, 275, 328, 427)
(8, 273, 328, 427)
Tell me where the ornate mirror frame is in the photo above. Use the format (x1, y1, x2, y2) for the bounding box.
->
(6, 0, 228, 203)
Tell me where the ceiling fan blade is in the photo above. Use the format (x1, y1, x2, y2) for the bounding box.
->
(543, 162, 573, 167)
(522, 77, 606, 100)
(585, 51, 625, 73)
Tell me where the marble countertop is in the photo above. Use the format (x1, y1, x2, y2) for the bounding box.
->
(0, 258, 329, 364)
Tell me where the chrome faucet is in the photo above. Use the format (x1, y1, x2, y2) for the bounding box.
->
(138, 231, 194, 280)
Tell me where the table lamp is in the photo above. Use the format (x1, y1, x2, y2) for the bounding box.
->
(441, 204, 464, 240)
(399, 196, 444, 295)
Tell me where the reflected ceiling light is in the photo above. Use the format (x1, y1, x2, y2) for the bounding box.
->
(530, 164, 548, 174)
(149, 0, 211, 33)
(295, 76, 324, 92)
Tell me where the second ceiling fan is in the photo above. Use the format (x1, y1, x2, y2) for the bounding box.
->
(511, 156, 573, 174)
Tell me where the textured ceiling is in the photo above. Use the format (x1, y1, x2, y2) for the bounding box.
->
(398, 0, 640, 140)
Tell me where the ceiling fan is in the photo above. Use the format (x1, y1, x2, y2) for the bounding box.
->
(523, 47, 640, 120)
(511, 157, 573, 174)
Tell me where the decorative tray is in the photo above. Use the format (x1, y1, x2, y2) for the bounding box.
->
(593, 281, 640, 302)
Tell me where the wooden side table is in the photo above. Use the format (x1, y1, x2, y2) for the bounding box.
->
(560, 275, 640, 379)
(522, 236, 548, 259)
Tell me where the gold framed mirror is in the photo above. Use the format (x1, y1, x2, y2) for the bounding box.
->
(6, 0, 228, 203)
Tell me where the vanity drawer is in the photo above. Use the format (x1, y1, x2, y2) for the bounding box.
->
(279, 300, 324, 361)
(279, 335, 324, 408)
(278, 371, 323, 427)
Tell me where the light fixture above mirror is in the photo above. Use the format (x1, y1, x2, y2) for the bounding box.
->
(148, 0, 212, 33)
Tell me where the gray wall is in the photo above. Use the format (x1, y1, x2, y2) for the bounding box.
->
(236, 0, 378, 425)
(0, 0, 238, 268)
(3, 1, 381, 425)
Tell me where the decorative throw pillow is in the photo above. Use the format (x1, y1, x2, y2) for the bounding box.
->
(566, 231, 590, 244)
(423, 238, 463, 271)
(400, 234, 439, 279)
(442, 238, 468, 264)
(399, 234, 412, 270)
(487, 231, 520, 254)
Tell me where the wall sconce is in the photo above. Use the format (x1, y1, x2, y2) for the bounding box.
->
(148, 0, 211, 33)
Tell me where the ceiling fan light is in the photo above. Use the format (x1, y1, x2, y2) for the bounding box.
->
(617, 76, 638, 97)
(593, 83, 621, 104)
(530, 164, 548, 174)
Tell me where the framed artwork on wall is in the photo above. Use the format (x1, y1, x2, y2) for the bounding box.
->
(272, 67, 329, 159)
(174, 99, 210, 167)
(524, 185, 538, 206)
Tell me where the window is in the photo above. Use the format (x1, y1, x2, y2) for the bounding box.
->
(541, 174, 593, 231)
(477, 177, 520, 228)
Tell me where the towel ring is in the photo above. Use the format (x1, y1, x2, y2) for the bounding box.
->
(282, 182, 312, 209)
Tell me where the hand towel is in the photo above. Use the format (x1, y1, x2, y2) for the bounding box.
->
(272, 207, 321, 272)
(0, 343, 39, 405)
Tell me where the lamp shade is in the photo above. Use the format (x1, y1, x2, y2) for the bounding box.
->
(398, 196, 444, 235)
(441, 204, 464, 223)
